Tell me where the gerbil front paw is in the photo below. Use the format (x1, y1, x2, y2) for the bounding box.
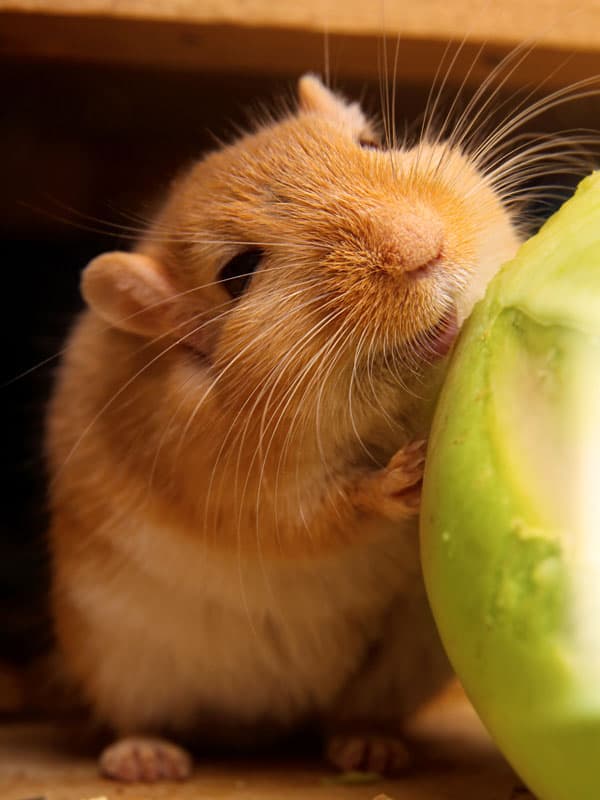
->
(351, 440, 426, 521)
(99, 736, 193, 782)
(326, 733, 411, 775)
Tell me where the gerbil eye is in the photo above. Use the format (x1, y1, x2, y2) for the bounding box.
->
(359, 137, 384, 150)
(218, 248, 264, 299)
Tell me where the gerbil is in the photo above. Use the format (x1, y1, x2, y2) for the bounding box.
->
(46, 75, 520, 781)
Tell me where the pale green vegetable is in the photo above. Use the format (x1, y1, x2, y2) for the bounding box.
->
(421, 172, 600, 800)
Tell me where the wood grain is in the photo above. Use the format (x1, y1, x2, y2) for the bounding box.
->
(1, 0, 600, 51)
(1, 1, 600, 88)
(0, 686, 524, 800)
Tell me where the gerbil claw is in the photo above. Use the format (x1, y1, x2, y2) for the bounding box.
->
(99, 736, 193, 782)
(379, 439, 427, 519)
(326, 733, 411, 775)
(351, 440, 427, 521)
(386, 438, 427, 471)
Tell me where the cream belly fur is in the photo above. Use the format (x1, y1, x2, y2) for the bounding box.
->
(63, 509, 428, 739)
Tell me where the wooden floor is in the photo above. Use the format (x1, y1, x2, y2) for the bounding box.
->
(0, 687, 531, 800)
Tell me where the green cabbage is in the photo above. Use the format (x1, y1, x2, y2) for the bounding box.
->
(421, 172, 600, 800)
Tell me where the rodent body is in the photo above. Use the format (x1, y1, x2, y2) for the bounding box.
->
(47, 75, 520, 779)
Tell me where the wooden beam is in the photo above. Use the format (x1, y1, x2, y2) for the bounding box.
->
(2, 0, 600, 52)
(1, 9, 600, 91)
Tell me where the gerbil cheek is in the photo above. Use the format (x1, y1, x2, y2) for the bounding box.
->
(178, 309, 221, 360)
(82, 251, 176, 338)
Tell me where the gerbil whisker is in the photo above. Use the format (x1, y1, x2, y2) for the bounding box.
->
(390, 33, 402, 153)
(476, 131, 600, 181)
(469, 78, 600, 169)
(485, 153, 597, 197)
(416, 0, 495, 180)
(417, 38, 455, 171)
(217, 289, 338, 501)
(469, 134, 600, 209)
(377, 39, 392, 152)
(195, 282, 331, 493)
(104, 204, 160, 229)
(347, 328, 378, 464)
(448, 39, 545, 157)
(272, 310, 354, 490)
(263, 311, 354, 548)
(245, 302, 351, 506)
(312, 320, 356, 468)
(363, 322, 395, 431)
(432, 40, 488, 157)
(176, 281, 329, 489)
(323, 25, 331, 89)
(19, 202, 154, 242)
(23, 198, 326, 251)
(286, 319, 358, 533)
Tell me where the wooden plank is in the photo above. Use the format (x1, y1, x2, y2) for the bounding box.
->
(0, 687, 528, 800)
(1, 0, 600, 52)
(1, 10, 600, 90)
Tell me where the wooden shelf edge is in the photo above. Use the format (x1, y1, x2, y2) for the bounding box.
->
(1, 0, 600, 53)
(1, 10, 600, 92)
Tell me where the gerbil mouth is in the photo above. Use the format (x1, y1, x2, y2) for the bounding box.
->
(415, 307, 459, 361)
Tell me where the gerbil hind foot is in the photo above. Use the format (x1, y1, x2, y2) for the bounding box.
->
(351, 440, 426, 522)
(99, 736, 193, 782)
(325, 732, 411, 775)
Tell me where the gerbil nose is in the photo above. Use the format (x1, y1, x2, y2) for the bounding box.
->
(386, 211, 445, 275)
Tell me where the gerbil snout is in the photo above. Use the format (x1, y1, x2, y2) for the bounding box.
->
(380, 209, 445, 278)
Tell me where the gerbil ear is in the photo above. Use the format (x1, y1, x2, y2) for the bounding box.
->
(298, 73, 373, 136)
(81, 251, 175, 338)
(298, 74, 348, 116)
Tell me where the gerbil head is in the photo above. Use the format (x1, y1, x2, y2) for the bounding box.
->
(81, 75, 519, 463)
